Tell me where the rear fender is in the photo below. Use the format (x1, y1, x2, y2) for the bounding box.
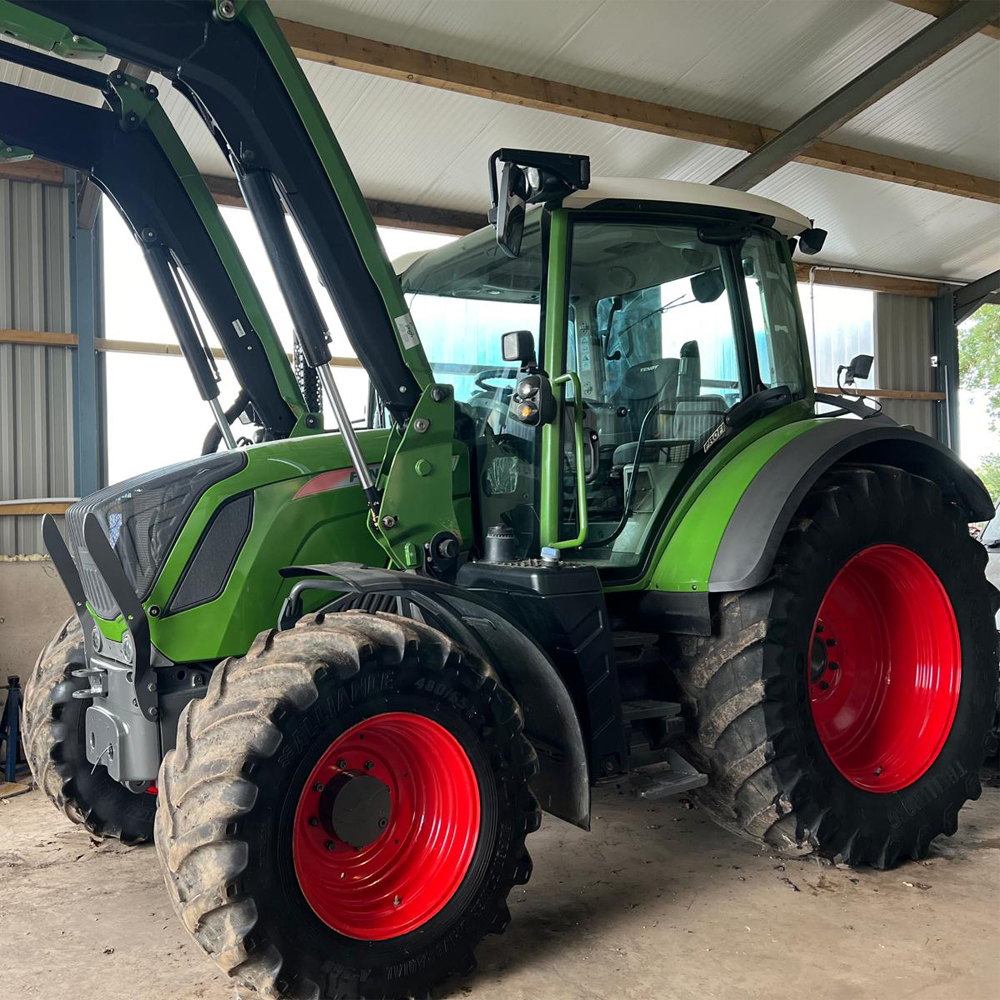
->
(279, 563, 591, 830)
(709, 419, 994, 593)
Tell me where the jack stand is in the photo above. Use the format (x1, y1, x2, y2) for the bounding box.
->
(0, 675, 23, 783)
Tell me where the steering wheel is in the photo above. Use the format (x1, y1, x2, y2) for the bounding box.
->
(474, 367, 518, 392)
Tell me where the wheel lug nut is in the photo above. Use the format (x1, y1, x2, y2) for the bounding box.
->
(378, 817, 388, 829)
(364, 760, 375, 771)
(325, 841, 336, 851)
(337, 759, 347, 769)
(313, 782, 324, 792)
(826, 638, 837, 647)
(393, 895, 402, 907)
(819, 681, 829, 690)
(829, 662, 839, 671)
(308, 816, 319, 827)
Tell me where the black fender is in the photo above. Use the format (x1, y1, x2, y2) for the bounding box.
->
(710, 418, 995, 593)
(279, 563, 591, 830)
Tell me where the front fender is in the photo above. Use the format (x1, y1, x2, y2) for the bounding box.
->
(709, 418, 994, 592)
(279, 563, 591, 830)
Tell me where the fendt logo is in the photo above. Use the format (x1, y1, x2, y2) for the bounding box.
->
(703, 422, 728, 453)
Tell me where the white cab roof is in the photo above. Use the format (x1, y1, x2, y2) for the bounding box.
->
(563, 177, 813, 236)
(392, 249, 433, 275)
(392, 176, 814, 275)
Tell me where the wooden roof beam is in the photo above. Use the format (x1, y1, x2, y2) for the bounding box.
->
(275, 18, 1000, 205)
(0, 157, 64, 185)
(891, 0, 1000, 40)
(202, 173, 481, 236)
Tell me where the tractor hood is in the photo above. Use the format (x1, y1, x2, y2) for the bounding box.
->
(65, 452, 248, 620)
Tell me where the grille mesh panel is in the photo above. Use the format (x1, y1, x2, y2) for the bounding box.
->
(65, 451, 246, 619)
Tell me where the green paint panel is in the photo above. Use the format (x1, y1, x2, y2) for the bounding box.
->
(371, 385, 466, 568)
(646, 407, 821, 593)
(142, 429, 390, 662)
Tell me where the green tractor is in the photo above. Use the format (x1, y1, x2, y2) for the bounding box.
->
(6, 2, 998, 998)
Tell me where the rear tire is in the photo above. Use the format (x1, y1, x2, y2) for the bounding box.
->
(22, 617, 156, 844)
(672, 465, 999, 868)
(155, 611, 539, 1000)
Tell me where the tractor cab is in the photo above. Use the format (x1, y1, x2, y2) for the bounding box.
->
(400, 174, 817, 574)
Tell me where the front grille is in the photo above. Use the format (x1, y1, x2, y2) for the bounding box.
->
(65, 451, 246, 619)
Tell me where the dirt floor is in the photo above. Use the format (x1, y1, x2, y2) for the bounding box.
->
(1, 777, 998, 1000)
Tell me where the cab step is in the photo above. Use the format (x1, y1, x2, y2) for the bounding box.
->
(623, 698, 681, 722)
(628, 749, 708, 801)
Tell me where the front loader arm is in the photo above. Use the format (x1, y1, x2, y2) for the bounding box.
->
(0, 25, 313, 441)
(0, 74, 309, 439)
(5, 0, 465, 570)
(15, 0, 431, 424)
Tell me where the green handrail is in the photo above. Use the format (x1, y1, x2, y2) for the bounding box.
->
(549, 371, 588, 550)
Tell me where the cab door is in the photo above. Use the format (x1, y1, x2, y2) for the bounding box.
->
(542, 212, 754, 565)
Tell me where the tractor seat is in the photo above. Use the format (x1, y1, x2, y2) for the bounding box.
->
(612, 439, 692, 467)
(612, 397, 728, 469)
(672, 396, 727, 441)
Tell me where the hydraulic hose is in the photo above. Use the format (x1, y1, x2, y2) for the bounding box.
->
(202, 389, 250, 455)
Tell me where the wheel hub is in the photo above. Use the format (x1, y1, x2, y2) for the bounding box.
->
(809, 623, 841, 693)
(807, 544, 961, 793)
(292, 711, 481, 941)
(318, 771, 392, 849)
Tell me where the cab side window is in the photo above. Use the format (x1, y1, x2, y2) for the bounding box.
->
(565, 220, 746, 561)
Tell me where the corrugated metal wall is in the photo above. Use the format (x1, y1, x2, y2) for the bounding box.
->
(0, 178, 75, 556)
(873, 292, 936, 437)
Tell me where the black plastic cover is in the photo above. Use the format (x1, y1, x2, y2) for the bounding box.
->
(65, 452, 246, 619)
(457, 559, 628, 776)
(165, 492, 253, 614)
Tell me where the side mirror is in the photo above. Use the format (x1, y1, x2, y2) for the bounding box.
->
(798, 227, 828, 256)
(495, 161, 528, 259)
(488, 149, 590, 259)
(502, 329, 537, 368)
(840, 353, 873, 386)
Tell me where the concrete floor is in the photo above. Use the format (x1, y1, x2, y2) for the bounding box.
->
(1, 777, 998, 1000)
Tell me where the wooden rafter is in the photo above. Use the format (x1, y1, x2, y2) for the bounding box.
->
(891, 0, 1000, 40)
(0, 158, 63, 185)
(275, 18, 999, 205)
(791, 265, 941, 298)
(202, 173, 481, 235)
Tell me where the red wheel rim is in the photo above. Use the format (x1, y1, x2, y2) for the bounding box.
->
(808, 544, 961, 793)
(292, 712, 480, 940)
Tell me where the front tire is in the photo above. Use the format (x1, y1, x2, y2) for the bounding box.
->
(22, 617, 156, 844)
(672, 464, 999, 868)
(155, 611, 539, 1000)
